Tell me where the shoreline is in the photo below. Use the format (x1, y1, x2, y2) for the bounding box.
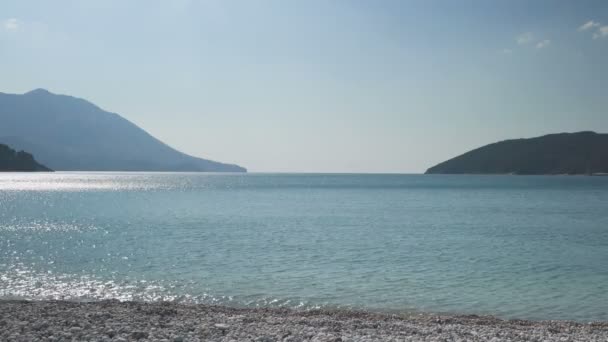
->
(2, 300, 607, 341)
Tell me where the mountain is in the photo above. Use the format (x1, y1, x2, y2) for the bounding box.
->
(0, 143, 52, 171)
(425, 131, 608, 175)
(0, 89, 246, 172)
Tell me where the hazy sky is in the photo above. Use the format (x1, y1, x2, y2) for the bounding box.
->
(1, 1, 607, 173)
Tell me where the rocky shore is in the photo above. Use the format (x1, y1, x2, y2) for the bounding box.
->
(1, 300, 607, 342)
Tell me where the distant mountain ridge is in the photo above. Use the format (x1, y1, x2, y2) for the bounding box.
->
(426, 132, 608, 175)
(0, 89, 246, 172)
(0, 143, 51, 171)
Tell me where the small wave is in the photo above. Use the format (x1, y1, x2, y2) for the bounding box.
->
(0, 265, 322, 311)
(1, 266, 194, 303)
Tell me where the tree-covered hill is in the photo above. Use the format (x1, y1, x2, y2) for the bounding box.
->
(426, 132, 608, 175)
(0, 89, 246, 172)
(0, 144, 52, 172)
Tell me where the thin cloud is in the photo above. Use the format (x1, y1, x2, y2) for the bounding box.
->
(593, 26, 608, 39)
(502, 48, 512, 54)
(579, 20, 600, 31)
(3, 18, 19, 31)
(513, 32, 551, 50)
(578, 20, 608, 40)
(516, 32, 535, 45)
(536, 40, 551, 49)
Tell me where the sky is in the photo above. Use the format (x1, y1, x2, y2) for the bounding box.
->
(1, 0, 607, 173)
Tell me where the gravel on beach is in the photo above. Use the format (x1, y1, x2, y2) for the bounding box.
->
(1, 300, 607, 342)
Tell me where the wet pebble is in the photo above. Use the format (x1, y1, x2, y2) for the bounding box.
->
(0, 300, 606, 342)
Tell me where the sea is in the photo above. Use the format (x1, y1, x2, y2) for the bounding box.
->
(1, 172, 607, 322)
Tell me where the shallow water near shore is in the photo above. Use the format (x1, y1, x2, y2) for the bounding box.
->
(1, 172, 607, 322)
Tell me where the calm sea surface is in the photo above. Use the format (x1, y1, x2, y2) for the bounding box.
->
(1, 172, 607, 321)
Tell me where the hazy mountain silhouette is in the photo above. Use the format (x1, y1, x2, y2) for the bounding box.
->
(426, 131, 608, 175)
(0, 89, 246, 172)
(0, 143, 51, 171)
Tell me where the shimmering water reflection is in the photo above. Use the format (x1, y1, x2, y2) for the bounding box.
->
(1, 172, 608, 321)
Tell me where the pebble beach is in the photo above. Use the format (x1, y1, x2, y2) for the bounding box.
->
(1, 300, 607, 342)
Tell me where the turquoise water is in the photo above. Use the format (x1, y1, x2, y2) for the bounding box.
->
(1, 172, 607, 321)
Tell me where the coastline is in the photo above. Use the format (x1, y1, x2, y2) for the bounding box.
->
(1, 300, 607, 341)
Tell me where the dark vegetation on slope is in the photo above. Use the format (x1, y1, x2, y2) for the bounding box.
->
(0, 143, 51, 171)
(426, 132, 608, 175)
